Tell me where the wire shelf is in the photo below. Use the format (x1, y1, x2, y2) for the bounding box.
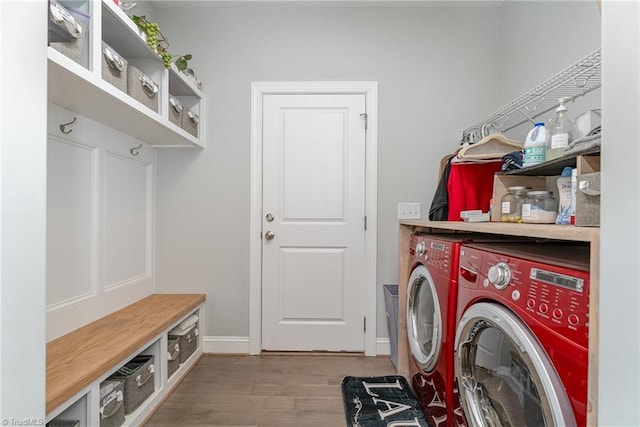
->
(461, 48, 601, 143)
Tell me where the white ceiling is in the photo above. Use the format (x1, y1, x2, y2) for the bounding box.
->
(150, 0, 504, 8)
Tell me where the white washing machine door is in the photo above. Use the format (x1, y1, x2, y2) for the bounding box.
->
(406, 264, 442, 372)
(454, 302, 576, 427)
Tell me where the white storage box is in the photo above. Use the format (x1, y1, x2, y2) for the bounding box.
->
(101, 42, 127, 93)
(575, 110, 601, 139)
(127, 65, 159, 113)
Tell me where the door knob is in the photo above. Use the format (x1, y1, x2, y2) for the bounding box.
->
(264, 230, 275, 240)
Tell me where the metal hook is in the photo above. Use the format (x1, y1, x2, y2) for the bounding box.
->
(130, 144, 142, 156)
(59, 117, 77, 134)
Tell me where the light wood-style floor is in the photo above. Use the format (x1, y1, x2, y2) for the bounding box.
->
(144, 353, 397, 427)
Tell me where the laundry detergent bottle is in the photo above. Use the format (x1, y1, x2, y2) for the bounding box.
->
(547, 97, 577, 161)
(523, 122, 548, 167)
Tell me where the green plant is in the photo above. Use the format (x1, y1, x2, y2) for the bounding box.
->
(174, 54, 192, 72)
(132, 15, 191, 71)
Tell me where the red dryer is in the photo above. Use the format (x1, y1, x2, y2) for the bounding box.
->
(455, 242, 590, 427)
(406, 234, 467, 426)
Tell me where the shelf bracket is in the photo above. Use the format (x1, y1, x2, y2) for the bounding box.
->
(516, 108, 536, 125)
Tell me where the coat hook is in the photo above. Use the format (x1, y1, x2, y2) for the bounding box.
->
(59, 117, 77, 134)
(130, 144, 142, 156)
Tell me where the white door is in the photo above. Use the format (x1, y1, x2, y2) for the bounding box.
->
(261, 93, 366, 352)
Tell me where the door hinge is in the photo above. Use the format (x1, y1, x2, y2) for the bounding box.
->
(364, 317, 366, 332)
(364, 215, 367, 231)
(359, 113, 368, 130)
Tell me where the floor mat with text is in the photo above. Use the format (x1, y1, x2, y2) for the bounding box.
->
(341, 375, 430, 426)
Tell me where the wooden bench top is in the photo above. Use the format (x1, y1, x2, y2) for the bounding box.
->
(46, 293, 206, 414)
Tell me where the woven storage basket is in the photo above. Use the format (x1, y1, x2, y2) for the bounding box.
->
(169, 323, 198, 363)
(46, 420, 80, 427)
(99, 379, 125, 427)
(109, 355, 155, 415)
(49, 1, 89, 68)
(181, 109, 199, 137)
(168, 95, 183, 128)
(127, 66, 159, 113)
(575, 172, 601, 226)
(101, 42, 127, 93)
(167, 336, 180, 378)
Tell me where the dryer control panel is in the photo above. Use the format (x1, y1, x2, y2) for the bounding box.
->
(409, 235, 455, 278)
(458, 244, 590, 347)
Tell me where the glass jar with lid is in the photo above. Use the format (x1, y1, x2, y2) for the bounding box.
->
(500, 186, 531, 223)
(522, 191, 559, 224)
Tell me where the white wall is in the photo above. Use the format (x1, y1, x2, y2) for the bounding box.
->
(0, 0, 47, 419)
(498, 0, 601, 142)
(600, 2, 640, 425)
(153, 4, 503, 342)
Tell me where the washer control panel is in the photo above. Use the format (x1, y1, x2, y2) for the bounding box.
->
(459, 245, 590, 347)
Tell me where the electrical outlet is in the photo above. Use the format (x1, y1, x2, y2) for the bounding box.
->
(398, 202, 421, 220)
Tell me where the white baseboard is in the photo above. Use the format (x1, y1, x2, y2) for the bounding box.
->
(377, 338, 391, 356)
(203, 336, 250, 354)
(203, 336, 392, 356)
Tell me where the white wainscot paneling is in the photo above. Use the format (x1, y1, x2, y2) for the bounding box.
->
(47, 137, 97, 309)
(103, 151, 152, 289)
(47, 103, 155, 341)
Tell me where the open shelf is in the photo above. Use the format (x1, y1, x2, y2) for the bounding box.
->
(101, 0, 155, 61)
(48, 0, 205, 148)
(399, 220, 599, 242)
(501, 145, 600, 177)
(49, 46, 202, 147)
(46, 295, 205, 425)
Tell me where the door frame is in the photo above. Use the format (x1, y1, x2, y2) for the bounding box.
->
(249, 81, 378, 355)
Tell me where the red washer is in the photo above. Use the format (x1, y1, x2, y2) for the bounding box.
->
(455, 242, 590, 427)
(406, 234, 467, 426)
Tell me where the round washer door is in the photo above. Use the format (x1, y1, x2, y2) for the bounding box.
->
(406, 264, 442, 372)
(454, 302, 576, 427)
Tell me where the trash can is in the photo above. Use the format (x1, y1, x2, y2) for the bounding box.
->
(383, 284, 399, 369)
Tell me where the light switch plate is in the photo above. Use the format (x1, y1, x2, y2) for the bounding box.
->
(398, 202, 421, 220)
